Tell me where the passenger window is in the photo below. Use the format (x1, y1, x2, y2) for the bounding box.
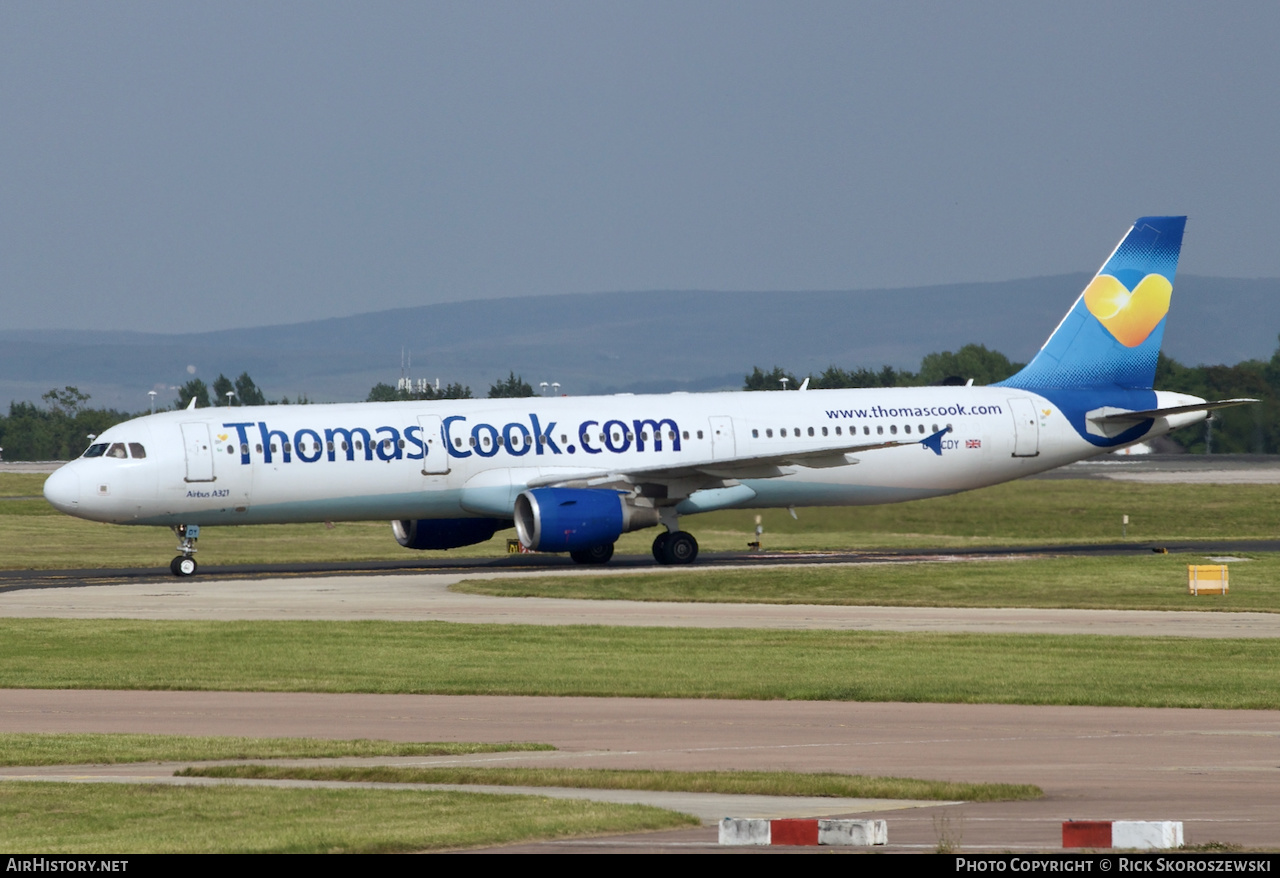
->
(864, 426, 871, 435)
(682, 431, 690, 440)
(752, 429, 759, 438)
(454, 438, 462, 447)
(107, 443, 127, 459)
(328, 441, 336, 452)
(918, 424, 925, 434)
(904, 425, 911, 434)
(808, 427, 814, 437)
(932, 424, 939, 433)
(227, 446, 235, 455)
(821, 427, 828, 437)
(241, 444, 249, 455)
(483, 437, 491, 447)
(128, 443, 146, 459)
(835, 426, 842, 436)
(284, 442, 291, 454)
(255, 443, 263, 453)
(697, 431, 704, 439)
(668, 431, 675, 441)
(355, 441, 363, 451)
(890, 425, 898, 435)
(779, 428, 786, 437)
(877, 426, 884, 435)
(766, 429, 773, 438)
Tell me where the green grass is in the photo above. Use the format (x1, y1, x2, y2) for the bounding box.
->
(0, 782, 696, 853)
(4, 478, 1280, 569)
(2, 619, 1278, 708)
(178, 764, 1041, 803)
(0, 733, 551, 766)
(456, 553, 1279, 612)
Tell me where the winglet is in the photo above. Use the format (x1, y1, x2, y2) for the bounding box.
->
(920, 426, 950, 456)
(186, 396, 198, 410)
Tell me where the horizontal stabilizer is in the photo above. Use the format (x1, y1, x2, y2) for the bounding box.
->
(1089, 398, 1258, 424)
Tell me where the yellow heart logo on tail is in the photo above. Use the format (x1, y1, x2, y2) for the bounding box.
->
(1082, 273, 1171, 348)
(216, 434, 228, 442)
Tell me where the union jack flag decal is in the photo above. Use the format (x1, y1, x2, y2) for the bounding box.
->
(966, 439, 981, 449)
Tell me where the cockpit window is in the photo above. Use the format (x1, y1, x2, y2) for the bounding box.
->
(128, 443, 146, 459)
(106, 443, 128, 459)
(82, 443, 108, 458)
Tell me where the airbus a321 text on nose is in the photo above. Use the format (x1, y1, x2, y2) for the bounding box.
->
(43, 217, 1254, 576)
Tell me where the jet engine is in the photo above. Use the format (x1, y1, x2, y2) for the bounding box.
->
(392, 517, 509, 550)
(513, 487, 659, 552)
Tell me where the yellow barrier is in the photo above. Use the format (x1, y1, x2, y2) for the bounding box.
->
(1188, 565, 1229, 596)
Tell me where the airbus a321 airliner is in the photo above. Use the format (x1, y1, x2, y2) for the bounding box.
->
(44, 216, 1252, 576)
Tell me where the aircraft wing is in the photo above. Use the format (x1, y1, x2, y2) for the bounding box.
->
(525, 429, 950, 493)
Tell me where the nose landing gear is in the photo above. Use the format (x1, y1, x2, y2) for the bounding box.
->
(170, 524, 200, 577)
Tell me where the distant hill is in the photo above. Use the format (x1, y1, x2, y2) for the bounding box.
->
(2, 274, 1277, 410)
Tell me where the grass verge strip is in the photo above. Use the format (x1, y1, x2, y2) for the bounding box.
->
(178, 764, 1041, 803)
(0, 733, 551, 767)
(453, 553, 1280, 613)
(4, 619, 1280, 708)
(0, 782, 695, 853)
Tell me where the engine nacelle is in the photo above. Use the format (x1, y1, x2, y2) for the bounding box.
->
(514, 487, 659, 552)
(392, 517, 508, 550)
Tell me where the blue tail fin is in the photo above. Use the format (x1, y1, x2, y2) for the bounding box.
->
(997, 216, 1186, 391)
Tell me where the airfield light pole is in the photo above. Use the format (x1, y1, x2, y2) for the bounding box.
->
(780, 377, 789, 390)
(226, 391, 235, 407)
(552, 382, 561, 396)
(540, 382, 549, 396)
(148, 391, 156, 414)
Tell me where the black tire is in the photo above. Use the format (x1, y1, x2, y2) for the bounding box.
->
(570, 543, 614, 565)
(652, 532, 670, 563)
(661, 531, 698, 565)
(171, 555, 197, 577)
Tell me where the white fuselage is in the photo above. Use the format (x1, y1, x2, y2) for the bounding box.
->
(42, 385, 1205, 528)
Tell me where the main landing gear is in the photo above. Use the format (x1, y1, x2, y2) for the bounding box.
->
(570, 543, 615, 565)
(170, 524, 200, 577)
(651, 530, 698, 565)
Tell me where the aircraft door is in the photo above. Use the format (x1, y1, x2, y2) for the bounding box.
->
(417, 415, 450, 474)
(1008, 398, 1040, 457)
(181, 423, 216, 482)
(709, 416, 736, 460)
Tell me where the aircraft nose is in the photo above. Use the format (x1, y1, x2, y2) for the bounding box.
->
(43, 466, 81, 513)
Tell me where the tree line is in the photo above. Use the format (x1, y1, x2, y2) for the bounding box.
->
(6, 346, 1280, 461)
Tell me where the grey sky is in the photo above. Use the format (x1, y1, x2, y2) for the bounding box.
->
(3, 1, 1278, 332)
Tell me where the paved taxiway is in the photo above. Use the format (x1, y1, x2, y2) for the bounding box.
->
(4, 691, 1278, 852)
(2, 566, 1278, 638)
